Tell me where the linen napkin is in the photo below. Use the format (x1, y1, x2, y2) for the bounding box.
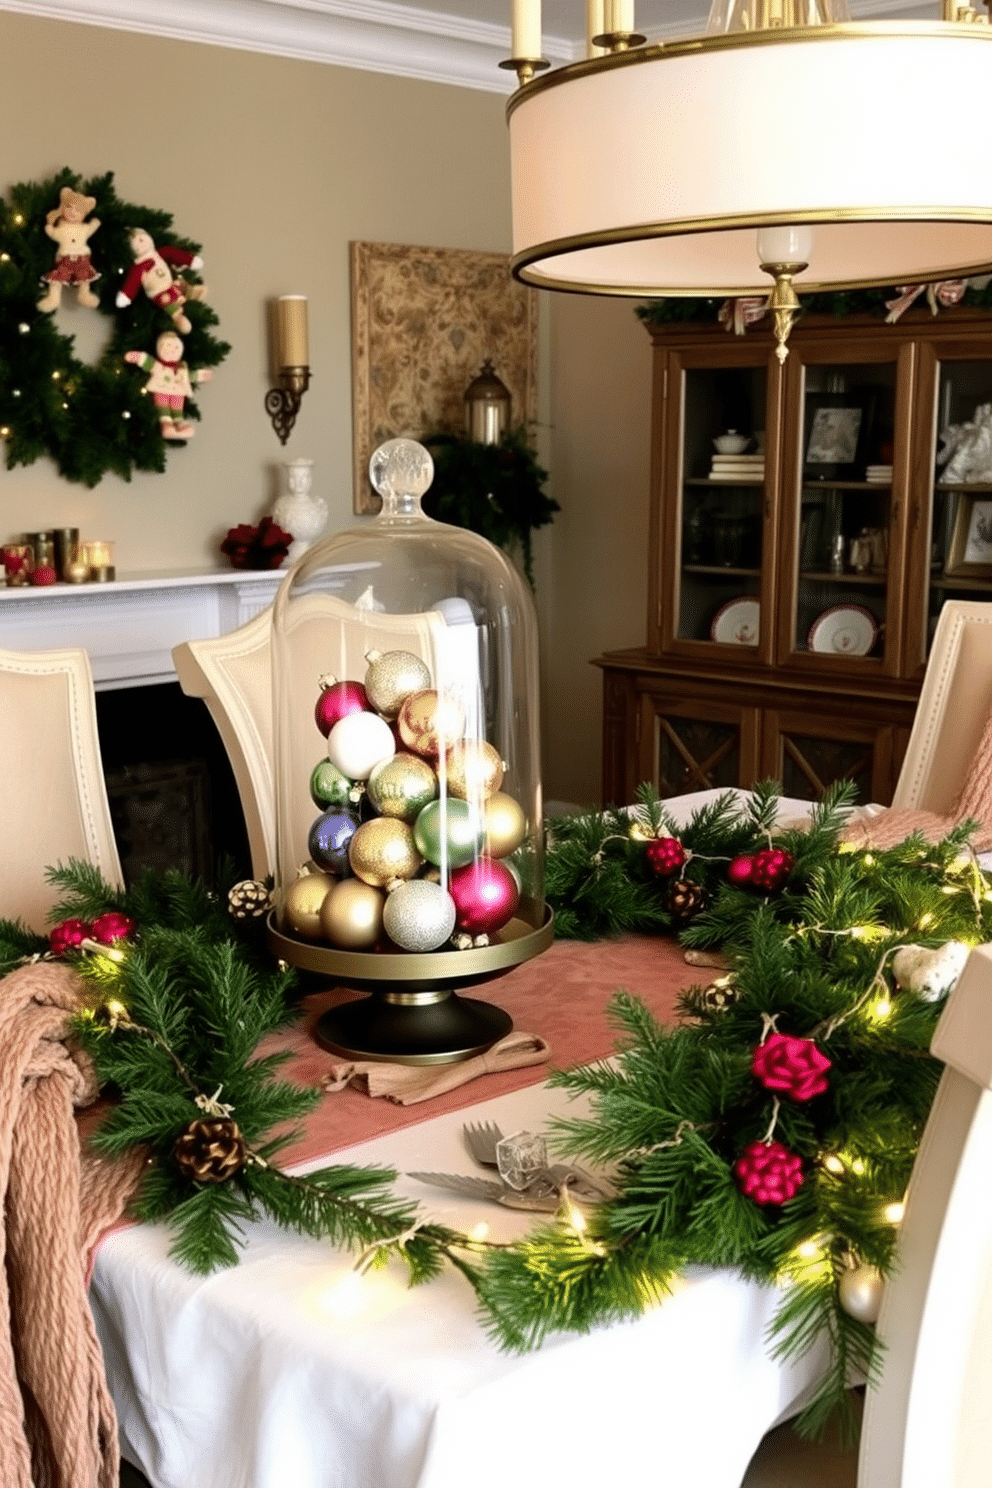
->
(320, 1030, 550, 1105)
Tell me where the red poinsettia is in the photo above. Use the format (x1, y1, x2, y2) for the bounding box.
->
(752, 1031, 831, 1102)
(220, 517, 292, 571)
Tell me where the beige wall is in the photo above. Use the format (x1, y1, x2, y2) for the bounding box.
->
(0, 12, 653, 806)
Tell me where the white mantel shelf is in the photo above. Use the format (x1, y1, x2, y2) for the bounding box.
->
(0, 567, 283, 689)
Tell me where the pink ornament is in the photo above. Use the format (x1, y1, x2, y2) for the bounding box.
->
(733, 1139, 804, 1206)
(646, 836, 686, 877)
(751, 1032, 831, 1101)
(750, 847, 795, 892)
(448, 858, 520, 936)
(727, 854, 755, 887)
(49, 917, 90, 957)
(314, 679, 369, 738)
(90, 910, 137, 945)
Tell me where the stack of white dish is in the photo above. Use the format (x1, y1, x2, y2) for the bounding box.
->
(865, 464, 893, 484)
(710, 452, 765, 482)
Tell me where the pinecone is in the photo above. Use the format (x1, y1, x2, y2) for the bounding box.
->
(228, 879, 272, 920)
(669, 878, 706, 922)
(702, 979, 740, 1012)
(174, 1117, 247, 1184)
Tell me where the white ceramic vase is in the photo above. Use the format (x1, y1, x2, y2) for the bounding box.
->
(272, 458, 328, 562)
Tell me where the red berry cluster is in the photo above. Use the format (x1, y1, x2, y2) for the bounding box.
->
(48, 911, 136, 958)
(726, 847, 795, 892)
(733, 1139, 804, 1205)
(645, 836, 686, 877)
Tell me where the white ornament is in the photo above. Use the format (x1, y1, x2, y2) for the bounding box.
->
(272, 458, 327, 562)
(892, 941, 970, 1002)
(839, 1264, 884, 1323)
(326, 712, 395, 781)
(382, 879, 456, 952)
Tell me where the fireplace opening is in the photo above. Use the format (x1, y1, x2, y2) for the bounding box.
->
(96, 684, 253, 889)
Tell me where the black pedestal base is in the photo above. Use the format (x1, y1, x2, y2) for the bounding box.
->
(315, 991, 513, 1065)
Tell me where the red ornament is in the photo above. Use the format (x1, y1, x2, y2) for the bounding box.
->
(90, 910, 137, 945)
(30, 564, 58, 586)
(734, 1139, 804, 1205)
(314, 679, 369, 738)
(727, 855, 755, 887)
(646, 836, 686, 877)
(751, 1032, 831, 1101)
(750, 847, 795, 891)
(49, 918, 90, 957)
(448, 858, 520, 936)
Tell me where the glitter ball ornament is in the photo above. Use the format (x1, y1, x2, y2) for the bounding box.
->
(839, 1264, 884, 1323)
(307, 809, 359, 875)
(309, 758, 353, 810)
(49, 918, 90, 957)
(366, 752, 437, 822)
(227, 881, 272, 920)
(444, 739, 505, 801)
(326, 711, 396, 781)
(668, 878, 706, 922)
(283, 870, 335, 939)
(727, 855, 755, 887)
(364, 649, 431, 719)
(751, 1032, 831, 1102)
(314, 677, 369, 738)
(349, 817, 422, 887)
(750, 846, 795, 892)
(383, 879, 457, 952)
(397, 689, 466, 759)
(733, 1139, 804, 1206)
(90, 910, 137, 944)
(174, 1117, 246, 1184)
(320, 878, 385, 949)
(646, 836, 686, 877)
(483, 791, 527, 858)
(414, 798, 485, 869)
(448, 858, 520, 936)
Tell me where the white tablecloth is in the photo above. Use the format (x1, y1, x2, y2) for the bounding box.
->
(91, 1075, 831, 1488)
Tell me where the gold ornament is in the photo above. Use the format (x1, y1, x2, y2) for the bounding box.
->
(349, 817, 423, 887)
(483, 791, 527, 858)
(320, 878, 385, 949)
(366, 752, 438, 821)
(444, 739, 505, 801)
(397, 689, 466, 759)
(283, 868, 334, 939)
(364, 649, 432, 719)
(838, 1263, 884, 1323)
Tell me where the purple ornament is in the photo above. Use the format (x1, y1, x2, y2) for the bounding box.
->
(314, 679, 369, 738)
(307, 809, 359, 875)
(448, 858, 520, 936)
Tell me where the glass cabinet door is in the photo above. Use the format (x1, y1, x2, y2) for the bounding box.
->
(674, 361, 769, 650)
(786, 356, 901, 666)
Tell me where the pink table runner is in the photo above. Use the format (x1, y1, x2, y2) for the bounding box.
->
(270, 933, 700, 1166)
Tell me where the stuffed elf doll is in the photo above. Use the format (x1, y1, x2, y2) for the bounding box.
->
(115, 227, 204, 334)
(37, 186, 101, 311)
(124, 331, 213, 441)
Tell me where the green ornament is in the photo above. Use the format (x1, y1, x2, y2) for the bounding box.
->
(310, 758, 353, 809)
(367, 753, 437, 822)
(413, 798, 484, 869)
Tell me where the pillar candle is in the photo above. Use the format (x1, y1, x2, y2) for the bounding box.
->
(512, 0, 541, 58)
(277, 296, 309, 369)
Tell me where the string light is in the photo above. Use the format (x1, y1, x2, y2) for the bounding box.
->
(884, 1201, 905, 1224)
(823, 1154, 845, 1175)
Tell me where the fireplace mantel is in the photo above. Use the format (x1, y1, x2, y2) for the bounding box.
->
(0, 568, 283, 690)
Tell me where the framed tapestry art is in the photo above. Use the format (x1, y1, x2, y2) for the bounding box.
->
(350, 242, 538, 513)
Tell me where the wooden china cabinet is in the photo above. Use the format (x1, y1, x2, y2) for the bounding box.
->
(595, 309, 992, 806)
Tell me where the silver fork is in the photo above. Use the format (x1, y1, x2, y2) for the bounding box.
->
(462, 1121, 504, 1167)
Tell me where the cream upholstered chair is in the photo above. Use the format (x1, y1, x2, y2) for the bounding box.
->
(857, 941, 992, 1487)
(0, 647, 122, 933)
(173, 594, 448, 882)
(892, 600, 992, 812)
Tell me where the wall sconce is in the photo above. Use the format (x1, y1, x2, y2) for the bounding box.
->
(464, 361, 511, 446)
(265, 295, 310, 445)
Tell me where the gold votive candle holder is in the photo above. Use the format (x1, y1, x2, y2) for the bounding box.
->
(2, 543, 34, 586)
(82, 540, 115, 582)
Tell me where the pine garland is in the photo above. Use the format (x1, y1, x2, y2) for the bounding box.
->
(635, 282, 992, 330)
(0, 168, 229, 486)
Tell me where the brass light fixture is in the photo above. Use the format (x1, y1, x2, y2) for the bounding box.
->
(464, 360, 512, 444)
(266, 295, 311, 445)
(504, 0, 992, 359)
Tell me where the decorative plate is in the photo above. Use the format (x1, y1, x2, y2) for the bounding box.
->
(807, 604, 878, 656)
(710, 596, 760, 647)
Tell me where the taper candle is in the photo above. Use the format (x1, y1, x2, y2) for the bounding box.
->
(605, 0, 634, 31)
(512, 0, 541, 58)
(587, 0, 605, 52)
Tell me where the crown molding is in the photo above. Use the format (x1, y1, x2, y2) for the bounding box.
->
(0, 0, 575, 92)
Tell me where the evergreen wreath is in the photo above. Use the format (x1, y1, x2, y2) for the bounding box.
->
(0, 168, 229, 487)
(2, 784, 989, 1438)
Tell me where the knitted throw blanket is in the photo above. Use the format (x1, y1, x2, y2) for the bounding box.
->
(0, 961, 144, 1488)
(841, 706, 992, 853)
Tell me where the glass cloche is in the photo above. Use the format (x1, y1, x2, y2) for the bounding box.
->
(268, 438, 551, 1064)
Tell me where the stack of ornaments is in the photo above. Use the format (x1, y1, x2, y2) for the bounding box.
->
(282, 648, 527, 955)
